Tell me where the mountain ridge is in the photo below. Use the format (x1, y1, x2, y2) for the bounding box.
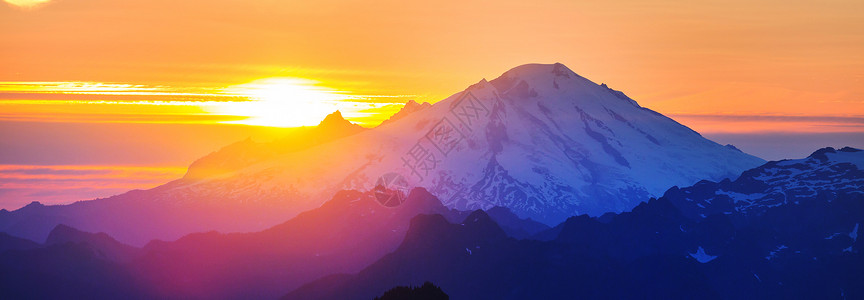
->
(665, 146, 863, 221)
(285, 149, 864, 299)
(0, 62, 764, 245)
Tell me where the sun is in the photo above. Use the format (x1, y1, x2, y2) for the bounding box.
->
(215, 78, 351, 127)
(3, 0, 51, 9)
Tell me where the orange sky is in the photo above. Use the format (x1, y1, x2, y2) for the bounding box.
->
(1, 0, 863, 208)
(2, 0, 862, 120)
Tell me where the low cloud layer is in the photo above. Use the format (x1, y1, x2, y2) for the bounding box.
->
(0, 164, 185, 210)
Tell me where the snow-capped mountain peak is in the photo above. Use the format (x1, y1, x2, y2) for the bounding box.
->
(135, 63, 765, 224)
(665, 146, 864, 219)
(804, 146, 864, 169)
(348, 63, 765, 222)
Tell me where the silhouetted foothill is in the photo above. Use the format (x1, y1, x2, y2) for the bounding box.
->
(373, 282, 449, 300)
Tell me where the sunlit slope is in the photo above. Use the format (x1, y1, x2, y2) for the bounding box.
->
(0, 63, 764, 245)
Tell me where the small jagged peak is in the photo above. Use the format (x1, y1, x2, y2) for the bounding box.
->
(806, 146, 864, 169)
(318, 110, 347, 126)
(18, 201, 44, 211)
(405, 213, 452, 236)
(406, 186, 435, 200)
(400, 187, 449, 211)
(402, 99, 431, 111)
(317, 110, 364, 131)
(46, 223, 139, 262)
(46, 224, 80, 241)
(45, 223, 105, 245)
(467, 78, 495, 91)
(377, 100, 432, 127)
(839, 146, 862, 153)
(808, 147, 837, 161)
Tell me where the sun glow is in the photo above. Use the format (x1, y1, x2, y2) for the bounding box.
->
(0, 80, 408, 127)
(3, 0, 51, 9)
(215, 78, 352, 127)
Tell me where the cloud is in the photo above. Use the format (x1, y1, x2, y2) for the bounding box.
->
(0, 165, 186, 209)
(0, 166, 111, 176)
(669, 114, 864, 124)
(669, 113, 864, 134)
(703, 131, 864, 162)
(0, 81, 408, 127)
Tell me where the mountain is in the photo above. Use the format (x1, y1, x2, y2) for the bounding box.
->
(286, 149, 864, 299)
(0, 241, 147, 299)
(128, 189, 540, 299)
(378, 100, 432, 127)
(0, 63, 763, 245)
(0, 231, 40, 253)
(0, 148, 855, 299)
(130, 188, 467, 299)
(183, 110, 366, 180)
(485, 206, 549, 239)
(286, 209, 713, 299)
(0, 111, 367, 246)
(0, 188, 549, 299)
(45, 224, 141, 262)
(373, 282, 449, 300)
(233, 62, 761, 224)
(665, 146, 864, 221)
(0, 224, 149, 299)
(0, 223, 140, 264)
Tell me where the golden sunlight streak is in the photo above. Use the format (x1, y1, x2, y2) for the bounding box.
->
(0, 80, 409, 127)
(216, 78, 355, 128)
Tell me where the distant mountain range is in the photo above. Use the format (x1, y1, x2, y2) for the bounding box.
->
(0, 188, 543, 299)
(286, 147, 864, 299)
(0, 63, 763, 246)
(0, 225, 144, 299)
(0, 110, 369, 247)
(131, 189, 466, 299)
(665, 146, 864, 220)
(1, 147, 859, 299)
